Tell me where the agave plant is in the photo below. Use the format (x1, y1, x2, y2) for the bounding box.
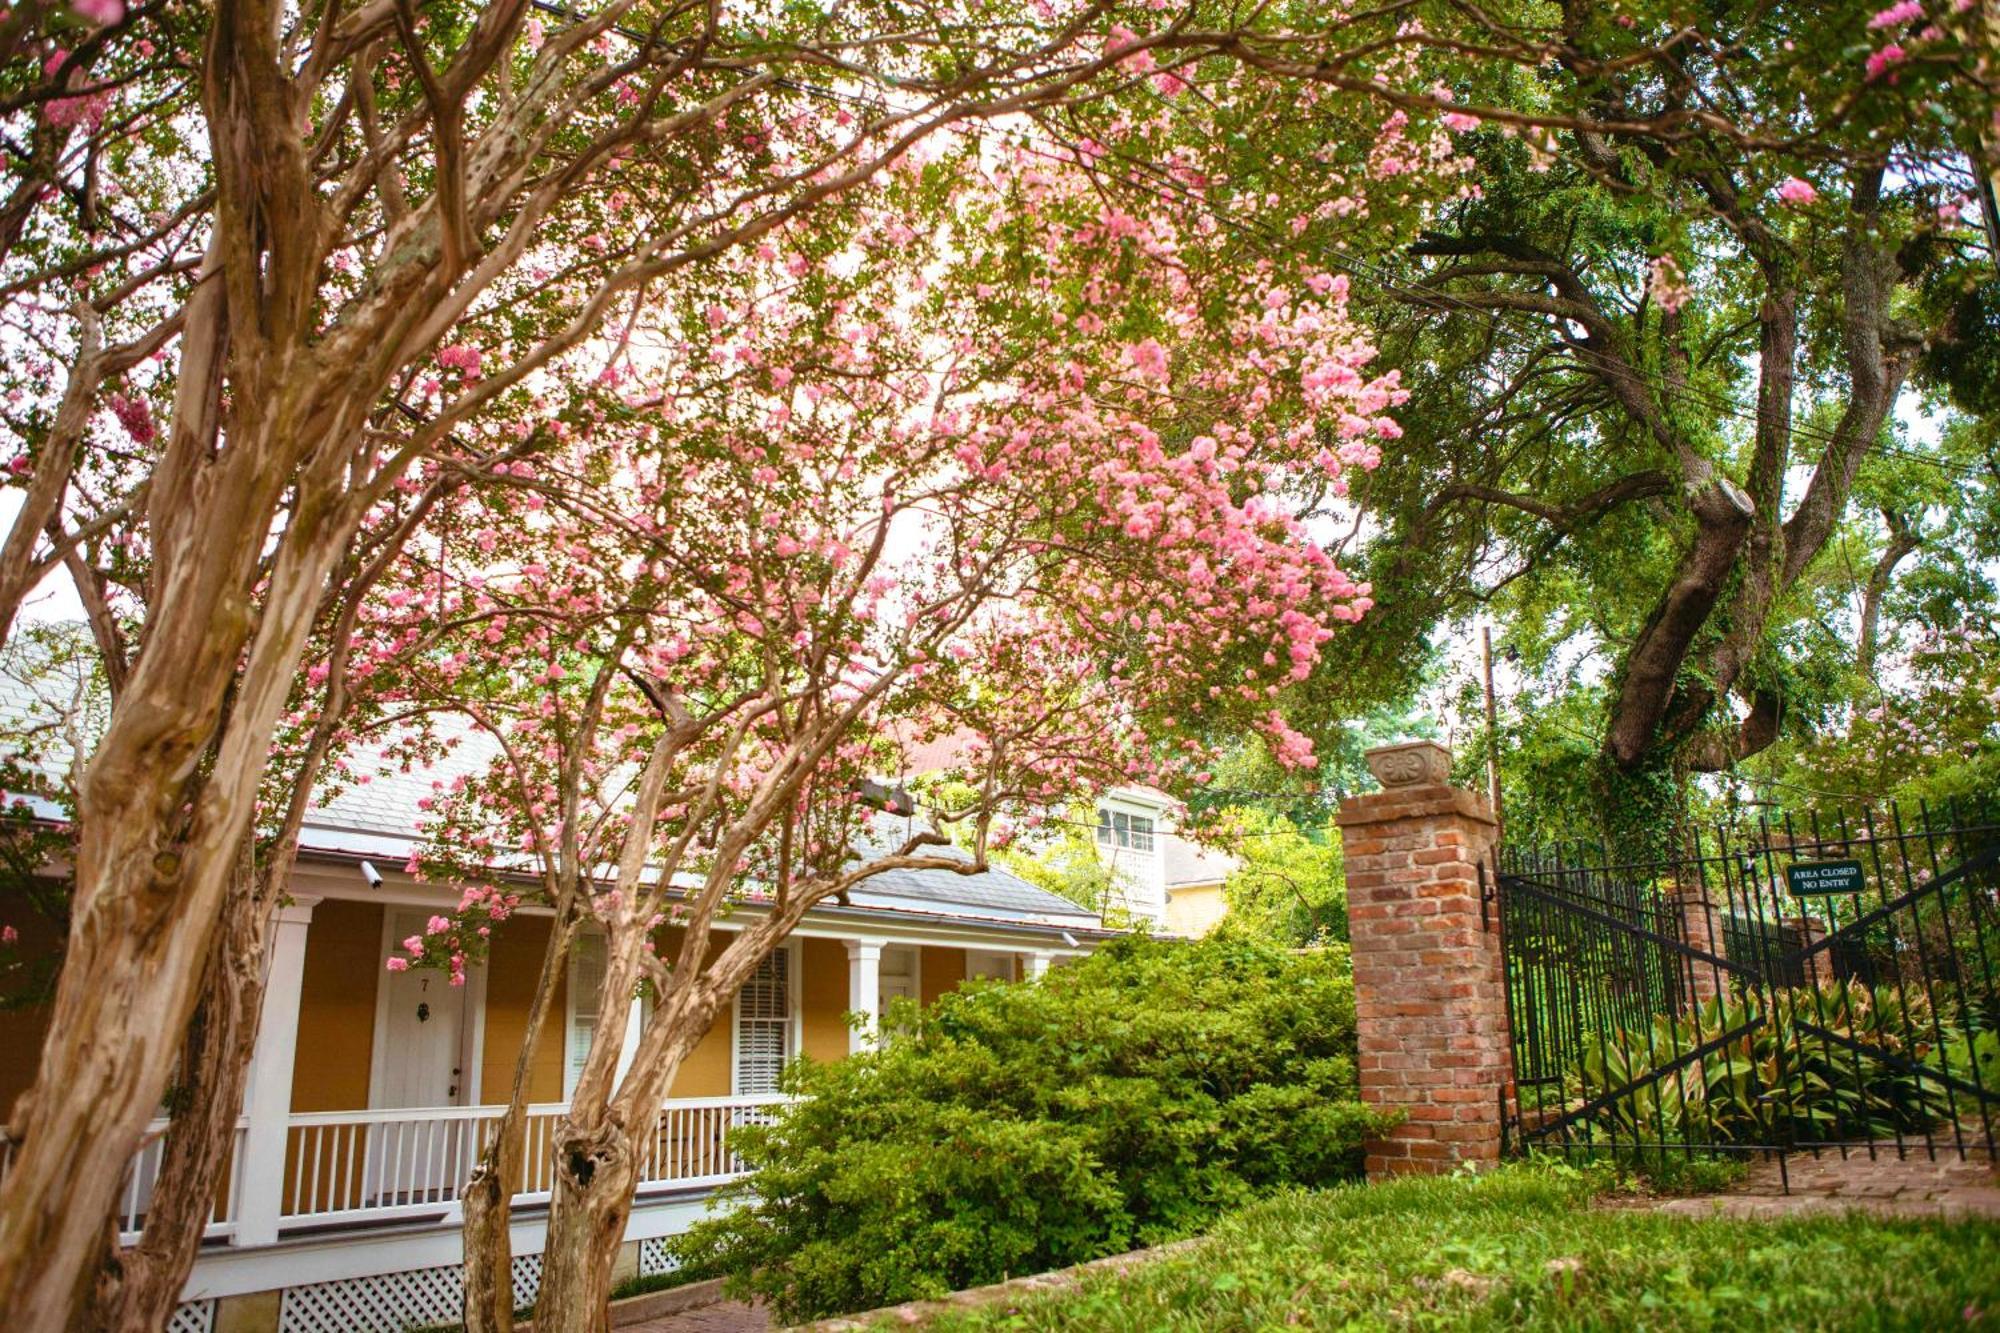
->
(1556, 981, 1978, 1150)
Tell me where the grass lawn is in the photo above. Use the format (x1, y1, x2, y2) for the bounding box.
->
(910, 1165, 1999, 1331)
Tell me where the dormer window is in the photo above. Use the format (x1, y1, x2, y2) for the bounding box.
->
(1096, 808, 1155, 853)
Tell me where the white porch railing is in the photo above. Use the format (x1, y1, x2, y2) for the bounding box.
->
(0, 1117, 250, 1246)
(0, 1095, 784, 1246)
(121, 1118, 250, 1244)
(278, 1094, 785, 1230)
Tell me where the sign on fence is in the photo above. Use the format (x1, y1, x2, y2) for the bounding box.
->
(1785, 859, 1865, 895)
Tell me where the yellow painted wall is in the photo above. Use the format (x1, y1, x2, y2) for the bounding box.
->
(479, 914, 566, 1105)
(275, 909, 1022, 1117)
(0, 884, 62, 1120)
(1165, 882, 1229, 937)
(657, 927, 733, 1098)
(799, 936, 849, 1063)
(290, 899, 382, 1112)
(920, 946, 966, 1006)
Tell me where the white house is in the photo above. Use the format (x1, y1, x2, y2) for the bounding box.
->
(1091, 786, 1238, 936)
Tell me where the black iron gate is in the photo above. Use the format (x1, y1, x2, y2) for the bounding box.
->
(1494, 803, 2000, 1169)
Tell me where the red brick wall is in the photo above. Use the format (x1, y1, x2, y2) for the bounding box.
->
(1337, 781, 1506, 1177)
(1672, 885, 1724, 1008)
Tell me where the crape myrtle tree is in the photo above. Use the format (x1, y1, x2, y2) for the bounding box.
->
(0, 471, 497, 1330)
(0, 0, 1500, 1324)
(1274, 0, 1997, 833)
(350, 105, 1455, 1327)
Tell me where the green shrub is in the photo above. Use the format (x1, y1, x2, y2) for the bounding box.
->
(666, 935, 1392, 1322)
(1562, 981, 1984, 1149)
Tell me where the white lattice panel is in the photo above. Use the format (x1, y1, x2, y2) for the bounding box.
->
(280, 1262, 463, 1333)
(166, 1300, 215, 1333)
(511, 1252, 543, 1310)
(278, 1254, 546, 1333)
(638, 1236, 680, 1277)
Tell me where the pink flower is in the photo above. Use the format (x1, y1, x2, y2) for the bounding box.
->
(1647, 255, 1691, 314)
(41, 51, 111, 129)
(426, 914, 452, 935)
(1125, 338, 1170, 382)
(402, 934, 425, 956)
(1865, 44, 1907, 80)
(437, 343, 483, 378)
(1867, 0, 1922, 28)
(1, 925, 17, 945)
(385, 957, 410, 972)
(1776, 177, 1818, 206)
(102, 391, 152, 444)
(73, 0, 123, 24)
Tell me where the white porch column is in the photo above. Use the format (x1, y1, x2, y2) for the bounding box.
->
(234, 895, 319, 1247)
(1024, 950, 1053, 981)
(845, 939, 884, 1054)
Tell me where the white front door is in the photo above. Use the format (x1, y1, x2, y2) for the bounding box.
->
(371, 910, 470, 1203)
(377, 909, 468, 1107)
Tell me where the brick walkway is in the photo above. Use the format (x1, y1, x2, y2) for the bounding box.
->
(621, 1299, 769, 1333)
(1637, 1145, 2000, 1220)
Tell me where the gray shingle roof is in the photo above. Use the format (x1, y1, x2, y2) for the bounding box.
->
(0, 651, 1097, 931)
(845, 835, 1098, 926)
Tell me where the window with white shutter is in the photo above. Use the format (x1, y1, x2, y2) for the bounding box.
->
(564, 934, 607, 1100)
(733, 947, 792, 1095)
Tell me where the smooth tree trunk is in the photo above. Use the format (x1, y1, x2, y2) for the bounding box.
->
(0, 498, 357, 1329)
(532, 929, 712, 1333)
(463, 913, 575, 1333)
(535, 1117, 643, 1333)
(80, 855, 274, 1332)
(534, 1038, 702, 1333)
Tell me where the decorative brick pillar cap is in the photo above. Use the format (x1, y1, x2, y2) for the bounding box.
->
(1364, 739, 1453, 789)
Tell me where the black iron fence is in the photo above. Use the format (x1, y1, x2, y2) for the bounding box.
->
(1494, 802, 2000, 1170)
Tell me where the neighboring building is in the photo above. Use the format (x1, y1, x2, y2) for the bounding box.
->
(0, 741, 1110, 1333)
(1092, 786, 1237, 936)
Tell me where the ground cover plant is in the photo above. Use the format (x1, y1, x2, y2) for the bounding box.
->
(667, 936, 1386, 1322)
(912, 1164, 2000, 1331)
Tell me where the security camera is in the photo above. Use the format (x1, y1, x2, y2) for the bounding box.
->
(358, 860, 385, 889)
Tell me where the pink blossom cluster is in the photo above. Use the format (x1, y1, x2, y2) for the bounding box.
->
(1775, 177, 1819, 206)
(332, 81, 1471, 968)
(1647, 255, 1691, 314)
(41, 51, 113, 130)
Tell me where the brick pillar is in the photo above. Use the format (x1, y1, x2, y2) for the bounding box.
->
(1338, 741, 1506, 1178)
(1671, 883, 1723, 1009)
(1785, 915, 1831, 986)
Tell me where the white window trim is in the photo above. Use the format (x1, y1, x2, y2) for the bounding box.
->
(730, 938, 802, 1096)
(563, 931, 608, 1102)
(1096, 805, 1158, 855)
